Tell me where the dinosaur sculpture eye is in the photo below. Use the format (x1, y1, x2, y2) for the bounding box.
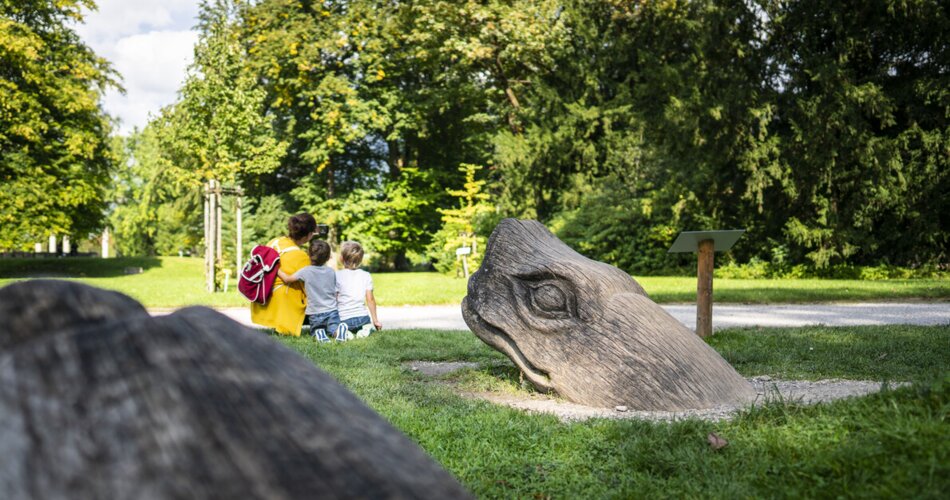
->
(515, 276, 576, 320)
(532, 284, 566, 313)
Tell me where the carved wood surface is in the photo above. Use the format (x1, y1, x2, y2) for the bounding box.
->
(0, 280, 470, 500)
(462, 219, 757, 410)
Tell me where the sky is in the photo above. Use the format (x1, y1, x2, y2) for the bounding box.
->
(73, 0, 201, 135)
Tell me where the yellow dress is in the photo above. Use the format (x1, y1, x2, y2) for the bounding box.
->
(250, 236, 310, 336)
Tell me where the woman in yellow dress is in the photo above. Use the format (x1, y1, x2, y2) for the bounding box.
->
(250, 213, 317, 336)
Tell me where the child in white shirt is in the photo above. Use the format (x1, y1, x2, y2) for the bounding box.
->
(336, 241, 382, 338)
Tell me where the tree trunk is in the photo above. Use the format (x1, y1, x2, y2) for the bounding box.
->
(394, 251, 410, 271)
(387, 139, 404, 180)
(494, 58, 523, 134)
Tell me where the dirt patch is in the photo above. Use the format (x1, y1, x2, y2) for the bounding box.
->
(406, 361, 905, 422)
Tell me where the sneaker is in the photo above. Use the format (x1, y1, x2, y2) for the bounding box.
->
(335, 323, 349, 342)
(356, 324, 374, 338)
(312, 328, 331, 343)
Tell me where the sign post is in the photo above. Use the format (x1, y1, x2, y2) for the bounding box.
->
(668, 230, 745, 338)
(456, 246, 472, 278)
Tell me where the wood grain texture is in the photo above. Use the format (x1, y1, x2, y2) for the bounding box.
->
(696, 238, 715, 338)
(0, 280, 471, 500)
(462, 219, 757, 411)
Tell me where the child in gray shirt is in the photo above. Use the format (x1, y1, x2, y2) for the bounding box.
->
(278, 240, 345, 342)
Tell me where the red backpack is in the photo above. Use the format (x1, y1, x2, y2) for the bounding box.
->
(238, 245, 281, 304)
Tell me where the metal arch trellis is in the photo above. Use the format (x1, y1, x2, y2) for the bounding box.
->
(203, 179, 244, 293)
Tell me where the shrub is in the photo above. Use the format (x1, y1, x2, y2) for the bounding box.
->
(549, 176, 690, 275)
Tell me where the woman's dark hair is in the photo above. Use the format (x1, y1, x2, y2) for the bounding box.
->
(287, 213, 317, 242)
(309, 240, 331, 266)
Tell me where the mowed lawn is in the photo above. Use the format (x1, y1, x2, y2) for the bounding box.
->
(277, 324, 950, 498)
(0, 256, 948, 307)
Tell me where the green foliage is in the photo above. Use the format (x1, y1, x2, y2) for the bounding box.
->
(426, 164, 493, 274)
(762, 0, 950, 267)
(550, 174, 688, 275)
(108, 125, 202, 256)
(237, 194, 292, 252)
(152, 193, 203, 256)
(624, 0, 779, 237)
(234, 0, 498, 266)
(161, 0, 285, 187)
(293, 167, 439, 268)
(105, 1, 289, 259)
(98, 0, 948, 274)
(0, 0, 118, 249)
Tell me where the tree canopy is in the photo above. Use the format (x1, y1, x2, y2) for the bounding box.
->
(0, 0, 118, 249)
(6, 0, 946, 273)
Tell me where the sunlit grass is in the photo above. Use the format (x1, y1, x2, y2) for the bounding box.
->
(0, 256, 947, 307)
(637, 276, 950, 303)
(273, 325, 950, 498)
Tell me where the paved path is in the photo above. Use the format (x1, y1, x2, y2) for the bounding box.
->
(165, 303, 950, 331)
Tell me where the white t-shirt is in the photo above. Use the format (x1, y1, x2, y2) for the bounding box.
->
(336, 268, 373, 320)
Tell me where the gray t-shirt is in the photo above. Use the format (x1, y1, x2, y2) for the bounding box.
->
(292, 265, 338, 315)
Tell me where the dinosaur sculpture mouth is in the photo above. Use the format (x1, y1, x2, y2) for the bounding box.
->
(462, 298, 553, 393)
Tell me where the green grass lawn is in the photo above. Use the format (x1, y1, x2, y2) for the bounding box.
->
(0, 256, 948, 307)
(277, 325, 950, 498)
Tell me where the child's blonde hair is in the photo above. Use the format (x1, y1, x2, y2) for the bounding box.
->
(340, 241, 364, 270)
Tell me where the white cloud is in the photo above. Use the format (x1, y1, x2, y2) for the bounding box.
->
(103, 30, 199, 133)
(112, 30, 198, 95)
(75, 0, 199, 45)
(74, 0, 201, 135)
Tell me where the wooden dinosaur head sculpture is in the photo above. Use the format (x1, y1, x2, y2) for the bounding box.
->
(0, 280, 471, 499)
(462, 219, 756, 411)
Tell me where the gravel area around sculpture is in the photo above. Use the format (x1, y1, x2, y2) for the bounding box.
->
(405, 361, 906, 422)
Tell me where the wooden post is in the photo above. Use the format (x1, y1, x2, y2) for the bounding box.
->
(205, 180, 214, 293)
(205, 182, 209, 292)
(236, 194, 243, 277)
(696, 238, 715, 338)
(215, 182, 223, 264)
(669, 229, 744, 338)
(49, 235, 57, 254)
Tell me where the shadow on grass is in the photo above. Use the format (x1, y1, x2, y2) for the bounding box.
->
(0, 256, 163, 278)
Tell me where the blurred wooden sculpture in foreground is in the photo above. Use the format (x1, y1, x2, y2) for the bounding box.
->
(0, 280, 470, 500)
